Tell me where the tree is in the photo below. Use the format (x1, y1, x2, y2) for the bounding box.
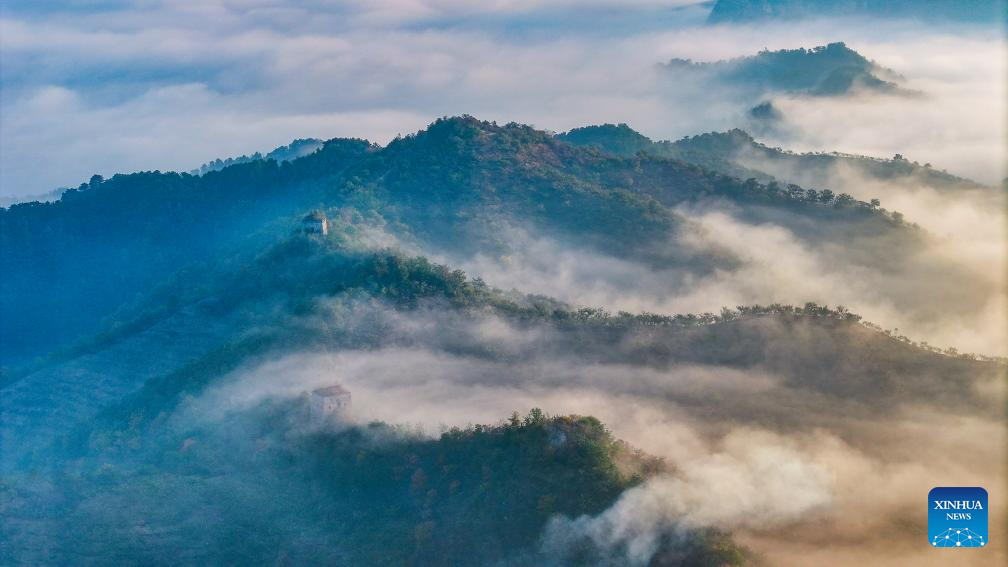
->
(524, 408, 546, 426)
(834, 193, 854, 208)
(508, 412, 521, 427)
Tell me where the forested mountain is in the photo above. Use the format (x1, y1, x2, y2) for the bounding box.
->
(1, 116, 907, 366)
(5, 228, 1000, 564)
(660, 129, 991, 192)
(0, 138, 375, 364)
(3, 116, 1003, 566)
(8, 408, 755, 566)
(663, 42, 904, 97)
(560, 123, 989, 193)
(3, 0, 1005, 562)
(16, 236, 989, 462)
(707, 0, 1005, 23)
(4, 228, 1001, 564)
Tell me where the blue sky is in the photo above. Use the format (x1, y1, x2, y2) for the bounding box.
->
(1, 0, 1003, 198)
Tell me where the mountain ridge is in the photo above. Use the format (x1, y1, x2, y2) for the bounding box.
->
(2, 115, 910, 366)
(559, 122, 988, 192)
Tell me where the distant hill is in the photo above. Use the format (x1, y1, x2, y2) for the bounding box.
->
(707, 0, 1005, 23)
(559, 123, 988, 193)
(749, 101, 784, 122)
(659, 128, 990, 192)
(663, 42, 904, 97)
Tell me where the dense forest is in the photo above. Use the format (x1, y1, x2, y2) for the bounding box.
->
(5, 227, 1000, 564)
(1, 116, 909, 366)
(2, 116, 1003, 566)
(32, 237, 993, 458)
(560, 123, 989, 194)
(6, 409, 754, 566)
(3, 0, 1004, 562)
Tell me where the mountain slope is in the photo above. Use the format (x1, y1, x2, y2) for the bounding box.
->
(560, 123, 989, 193)
(2, 116, 909, 366)
(12, 235, 994, 460)
(3, 232, 1001, 564)
(6, 409, 755, 566)
(3, 199, 1002, 565)
(0, 138, 374, 364)
(659, 129, 990, 192)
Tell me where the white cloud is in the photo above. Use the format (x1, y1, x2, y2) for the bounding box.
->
(2, 4, 1002, 194)
(183, 334, 1005, 566)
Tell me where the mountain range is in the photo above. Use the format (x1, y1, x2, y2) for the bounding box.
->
(2, 115, 1003, 566)
(3, 116, 923, 367)
(559, 123, 988, 192)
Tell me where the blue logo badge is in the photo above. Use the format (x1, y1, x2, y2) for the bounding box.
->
(929, 487, 988, 548)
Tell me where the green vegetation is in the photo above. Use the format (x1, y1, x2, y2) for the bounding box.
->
(58, 235, 998, 457)
(4, 410, 752, 566)
(3, 115, 999, 566)
(301, 412, 658, 565)
(3, 116, 911, 366)
(0, 137, 374, 363)
(558, 121, 986, 214)
(557, 123, 653, 156)
(661, 128, 986, 192)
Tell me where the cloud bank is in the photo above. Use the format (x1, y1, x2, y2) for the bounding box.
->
(182, 301, 1005, 566)
(1, 2, 1003, 197)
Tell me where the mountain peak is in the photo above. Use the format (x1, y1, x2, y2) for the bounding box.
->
(672, 128, 756, 152)
(556, 123, 653, 156)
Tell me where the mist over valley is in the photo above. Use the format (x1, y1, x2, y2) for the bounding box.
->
(1, 2, 1004, 565)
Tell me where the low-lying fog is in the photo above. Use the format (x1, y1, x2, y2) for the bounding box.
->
(190, 304, 1005, 566)
(452, 181, 1005, 356)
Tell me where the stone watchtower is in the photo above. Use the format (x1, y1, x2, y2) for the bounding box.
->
(307, 384, 351, 422)
(302, 210, 329, 235)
